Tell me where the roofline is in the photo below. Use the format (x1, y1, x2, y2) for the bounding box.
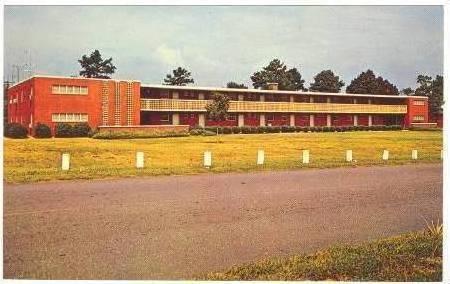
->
(141, 84, 428, 99)
(7, 74, 428, 100)
(7, 74, 140, 88)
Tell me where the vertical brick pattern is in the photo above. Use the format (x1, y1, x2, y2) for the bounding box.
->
(101, 81, 109, 126)
(114, 81, 121, 125)
(126, 82, 133, 125)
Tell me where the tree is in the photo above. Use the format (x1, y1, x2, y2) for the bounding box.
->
(78, 50, 116, 79)
(415, 74, 443, 117)
(163, 67, 194, 86)
(401, 87, 415, 96)
(205, 92, 230, 137)
(346, 69, 399, 95)
(250, 59, 306, 91)
(226, 82, 248, 89)
(309, 70, 345, 93)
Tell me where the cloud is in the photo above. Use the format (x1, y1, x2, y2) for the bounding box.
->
(154, 44, 185, 68)
(4, 6, 443, 89)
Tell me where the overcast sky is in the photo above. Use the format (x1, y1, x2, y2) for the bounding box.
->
(4, 5, 443, 90)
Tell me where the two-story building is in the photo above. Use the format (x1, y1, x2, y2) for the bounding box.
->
(7, 75, 432, 135)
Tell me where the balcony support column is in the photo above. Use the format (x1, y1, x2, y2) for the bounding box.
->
(238, 114, 244, 127)
(290, 95, 294, 103)
(198, 113, 205, 128)
(368, 115, 373, 126)
(327, 114, 332, 127)
(290, 114, 295, 126)
(260, 94, 265, 102)
(309, 114, 315, 127)
(172, 92, 179, 99)
(260, 114, 265, 126)
(198, 93, 205, 100)
(238, 94, 244, 101)
(172, 113, 179, 125)
(353, 99, 358, 126)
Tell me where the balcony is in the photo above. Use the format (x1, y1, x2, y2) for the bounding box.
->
(140, 99, 407, 114)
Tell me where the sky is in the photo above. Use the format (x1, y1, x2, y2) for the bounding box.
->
(4, 5, 444, 90)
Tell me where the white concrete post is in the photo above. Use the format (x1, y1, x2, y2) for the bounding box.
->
(346, 150, 353, 162)
(309, 97, 314, 103)
(290, 114, 295, 127)
(204, 151, 212, 168)
(238, 114, 244, 127)
(411, 150, 418, 160)
(198, 93, 205, 100)
(257, 150, 265, 165)
(172, 91, 179, 99)
(302, 150, 310, 164)
(368, 115, 373, 127)
(198, 113, 205, 128)
(353, 115, 358, 126)
(382, 150, 389, 161)
(327, 114, 331, 127)
(259, 114, 266, 126)
(238, 94, 244, 101)
(290, 95, 294, 103)
(326, 97, 331, 103)
(136, 152, 144, 169)
(172, 113, 179, 125)
(61, 153, 70, 171)
(309, 114, 315, 127)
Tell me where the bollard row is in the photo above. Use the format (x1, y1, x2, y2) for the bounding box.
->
(60, 149, 443, 170)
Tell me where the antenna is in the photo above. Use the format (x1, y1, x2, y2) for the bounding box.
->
(22, 49, 35, 79)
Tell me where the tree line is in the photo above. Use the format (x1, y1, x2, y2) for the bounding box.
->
(75, 50, 443, 118)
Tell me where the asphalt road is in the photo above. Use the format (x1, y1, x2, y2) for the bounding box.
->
(3, 163, 442, 280)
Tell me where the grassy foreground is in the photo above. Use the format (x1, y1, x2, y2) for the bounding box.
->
(204, 230, 442, 281)
(4, 130, 442, 183)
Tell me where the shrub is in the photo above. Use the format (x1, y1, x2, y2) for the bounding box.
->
(34, 123, 52, 138)
(223, 127, 232, 134)
(4, 123, 28, 139)
(55, 123, 74, 137)
(231, 126, 241, 134)
(72, 123, 91, 137)
(189, 128, 204, 136)
(240, 126, 251, 134)
(92, 131, 189, 139)
(257, 126, 267, 133)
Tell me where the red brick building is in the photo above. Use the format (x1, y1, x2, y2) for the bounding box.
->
(7, 75, 434, 135)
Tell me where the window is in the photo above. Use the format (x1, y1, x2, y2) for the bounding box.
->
(160, 114, 170, 122)
(413, 100, 425, 106)
(52, 113, 88, 122)
(227, 114, 237, 121)
(52, 85, 88, 95)
(413, 115, 425, 121)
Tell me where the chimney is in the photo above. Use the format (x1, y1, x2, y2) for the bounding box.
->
(267, 82, 278, 91)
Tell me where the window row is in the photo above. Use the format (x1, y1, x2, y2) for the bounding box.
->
(52, 113, 89, 122)
(413, 100, 425, 106)
(52, 85, 88, 95)
(413, 115, 425, 121)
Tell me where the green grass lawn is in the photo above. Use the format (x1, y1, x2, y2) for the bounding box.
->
(3, 130, 442, 183)
(203, 229, 442, 281)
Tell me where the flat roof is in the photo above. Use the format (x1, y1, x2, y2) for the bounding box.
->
(8, 74, 140, 88)
(141, 83, 427, 99)
(8, 75, 427, 99)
